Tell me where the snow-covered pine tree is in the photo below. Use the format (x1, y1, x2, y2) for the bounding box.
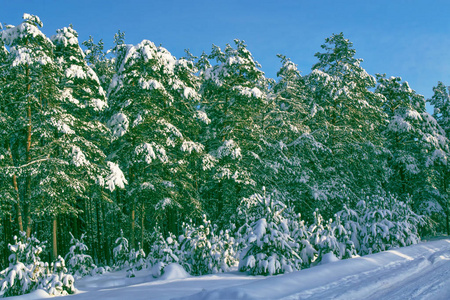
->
(82, 35, 114, 93)
(0, 15, 117, 262)
(198, 40, 270, 226)
(147, 226, 180, 277)
(305, 33, 389, 215)
(51, 24, 113, 260)
(38, 256, 75, 296)
(238, 189, 302, 275)
(128, 242, 146, 272)
(106, 38, 205, 244)
(64, 233, 96, 278)
(265, 54, 332, 219)
(0, 14, 61, 238)
(376, 75, 449, 228)
(0, 36, 18, 265)
(283, 207, 317, 268)
(112, 229, 130, 269)
(428, 81, 450, 233)
(356, 193, 423, 255)
(0, 232, 46, 297)
(179, 215, 236, 276)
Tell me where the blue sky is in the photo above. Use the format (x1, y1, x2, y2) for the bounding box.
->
(1, 0, 450, 102)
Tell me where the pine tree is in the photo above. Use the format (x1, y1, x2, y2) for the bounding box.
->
(179, 215, 236, 275)
(51, 24, 112, 262)
(82, 35, 114, 93)
(376, 75, 449, 227)
(304, 33, 388, 215)
(0, 16, 115, 262)
(238, 189, 302, 275)
(198, 40, 270, 225)
(64, 233, 96, 278)
(107, 38, 205, 244)
(428, 82, 450, 233)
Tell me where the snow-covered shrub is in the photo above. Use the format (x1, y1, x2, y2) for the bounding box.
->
(308, 210, 357, 264)
(64, 233, 96, 278)
(147, 227, 181, 278)
(179, 215, 236, 276)
(335, 204, 361, 251)
(113, 229, 130, 269)
(38, 256, 75, 296)
(285, 208, 317, 268)
(126, 243, 147, 278)
(357, 194, 423, 255)
(238, 190, 302, 275)
(0, 233, 46, 297)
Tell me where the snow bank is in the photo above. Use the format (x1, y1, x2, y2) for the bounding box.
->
(8, 289, 50, 299)
(159, 263, 189, 281)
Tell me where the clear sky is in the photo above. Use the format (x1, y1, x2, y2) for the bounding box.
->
(1, 0, 450, 102)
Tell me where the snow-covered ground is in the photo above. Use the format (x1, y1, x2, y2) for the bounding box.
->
(11, 238, 450, 300)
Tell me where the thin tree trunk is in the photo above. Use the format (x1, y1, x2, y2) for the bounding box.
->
(101, 198, 110, 264)
(52, 216, 57, 260)
(140, 203, 145, 248)
(129, 167, 136, 250)
(95, 197, 102, 263)
(25, 63, 32, 238)
(7, 144, 23, 232)
(131, 202, 136, 250)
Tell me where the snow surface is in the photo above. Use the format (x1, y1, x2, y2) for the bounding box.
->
(10, 238, 450, 300)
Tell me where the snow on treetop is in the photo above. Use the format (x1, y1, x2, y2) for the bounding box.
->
(135, 142, 169, 164)
(157, 119, 183, 138)
(9, 47, 52, 67)
(90, 98, 108, 111)
(23, 13, 43, 27)
(52, 26, 79, 48)
(1, 15, 51, 47)
(183, 86, 200, 100)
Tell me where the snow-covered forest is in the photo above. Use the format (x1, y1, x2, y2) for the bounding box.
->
(1, 14, 450, 297)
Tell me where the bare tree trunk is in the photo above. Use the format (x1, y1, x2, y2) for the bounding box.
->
(131, 202, 136, 250)
(95, 197, 102, 263)
(140, 203, 145, 248)
(7, 144, 23, 232)
(101, 199, 110, 264)
(25, 64, 32, 238)
(52, 216, 57, 260)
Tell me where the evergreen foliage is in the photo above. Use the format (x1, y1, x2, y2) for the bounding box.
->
(64, 233, 96, 278)
(0, 14, 447, 288)
(179, 215, 236, 275)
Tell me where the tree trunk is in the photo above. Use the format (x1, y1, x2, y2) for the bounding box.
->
(131, 202, 136, 250)
(7, 144, 23, 233)
(52, 216, 57, 260)
(25, 64, 32, 238)
(95, 197, 102, 263)
(140, 203, 145, 248)
(101, 199, 110, 264)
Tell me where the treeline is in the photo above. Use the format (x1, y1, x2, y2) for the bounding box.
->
(1, 14, 449, 270)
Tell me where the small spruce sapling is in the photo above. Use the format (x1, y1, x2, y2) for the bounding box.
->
(113, 229, 130, 270)
(238, 189, 302, 275)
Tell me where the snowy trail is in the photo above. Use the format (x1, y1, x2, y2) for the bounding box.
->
(12, 239, 450, 300)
